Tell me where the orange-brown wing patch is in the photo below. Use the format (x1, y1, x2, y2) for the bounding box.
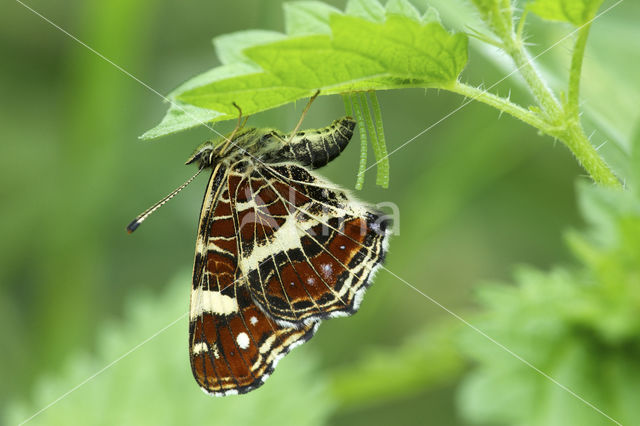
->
(189, 165, 319, 396)
(234, 163, 390, 325)
(190, 284, 318, 395)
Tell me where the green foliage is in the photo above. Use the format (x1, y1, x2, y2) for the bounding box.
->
(527, 0, 605, 26)
(142, 0, 621, 190)
(345, 91, 390, 189)
(331, 320, 465, 409)
(6, 1, 638, 425)
(5, 272, 334, 426)
(458, 179, 640, 425)
(143, 0, 468, 139)
(470, 0, 514, 40)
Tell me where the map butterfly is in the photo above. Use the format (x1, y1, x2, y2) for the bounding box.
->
(128, 105, 390, 395)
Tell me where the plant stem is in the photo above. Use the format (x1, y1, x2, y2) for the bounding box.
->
(560, 125, 622, 188)
(351, 93, 368, 190)
(451, 82, 548, 129)
(504, 40, 563, 119)
(369, 91, 390, 188)
(567, 22, 592, 119)
(359, 92, 383, 186)
(452, 82, 621, 188)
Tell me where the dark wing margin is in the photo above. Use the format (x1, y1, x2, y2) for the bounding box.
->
(189, 164, 319, 396)
(233, 162, 390, 326)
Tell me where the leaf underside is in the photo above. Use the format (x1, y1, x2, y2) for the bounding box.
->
(142, 0, 468, 140)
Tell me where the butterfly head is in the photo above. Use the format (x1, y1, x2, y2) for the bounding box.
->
(185, 141, 217, 168)
(185, 128, 260, 169)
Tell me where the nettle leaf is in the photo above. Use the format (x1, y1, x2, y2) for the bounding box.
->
(527, 0, 605, 26)
(458, 184, 640, 425)
(284, 1, 342, 36)
(143, 1, 468, 139)
(330, 15, 467, 81)
(385, 0, 421, 21)
(140, 102, 224, 140)
(345, 0, 386, 22)
(5, 272, 334, 426)
(141, 63, 258, 140)
(244, 35, 386, 90)
(421, 6, 442, 24)
(213, 30, 286, 65)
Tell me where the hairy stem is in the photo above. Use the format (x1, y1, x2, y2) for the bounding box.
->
(504, 39, 563, 119)
(451, 82, 548, 129)
(558, 125, 622, 188)
(567, 22, 592, 119)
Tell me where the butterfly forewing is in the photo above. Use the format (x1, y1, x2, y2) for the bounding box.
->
(189, 165, 318, 395)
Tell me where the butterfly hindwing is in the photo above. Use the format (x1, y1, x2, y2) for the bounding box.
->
(189, 165, 318, 396)
(232, 162, 390, 325)
(189, 282, 318, 395)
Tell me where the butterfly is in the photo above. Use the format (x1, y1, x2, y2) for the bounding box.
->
(128, 106, 390, 396)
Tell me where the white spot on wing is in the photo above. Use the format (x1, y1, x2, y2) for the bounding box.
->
(192, 341, 220, 358)
(196, 237, 205, 254)
(250, 316, 258, 325)
(236, 332, 250, 350)
(321, 263, 333, 278)
(190, 290, 239, 319)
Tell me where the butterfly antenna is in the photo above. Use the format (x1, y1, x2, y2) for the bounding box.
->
(219, 103, 246, 155)
(287, 90, 320, 144)
(126, 167, 204, 234)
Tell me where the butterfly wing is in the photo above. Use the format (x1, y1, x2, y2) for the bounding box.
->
(189, 164, 318, 396)
(232, 162, 390, 325)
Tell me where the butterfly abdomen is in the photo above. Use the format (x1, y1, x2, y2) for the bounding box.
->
(264, 117, 356, 169)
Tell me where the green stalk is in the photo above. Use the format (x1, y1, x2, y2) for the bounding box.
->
(560, 125, 622, 188)
(342, 93, 354, 117)
(505, 40, 563, 119)
(451, 82, 620, 188)
(359, 93, 383, 186)
(451, 82, 548, 129)
(369, 91, 389, 188)
(566, 21, 593, 119)
(351, 93, 368, 190)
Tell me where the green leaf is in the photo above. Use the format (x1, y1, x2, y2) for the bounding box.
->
(421, 6, 442, 24)
(385, 0, 421, 21)
(175, 13, 467, 117)
(140, 102, 223, 140)
(141, 63, 258, 139)
(144, 2, 468, 139)
(244, 35, 386, 89)
(458, 184, 640, 425)
(345, 0, 386, 22)
(330, 14, 467, 82)
(284, 1, 342, 35)
(178, 72, 310, 119)
(527, 0, 605, 26)
(213, 30, 286, 65)
(5, 272, 335, 426)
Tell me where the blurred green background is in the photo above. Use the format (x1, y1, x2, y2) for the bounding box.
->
(2, 0, 639, 425)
